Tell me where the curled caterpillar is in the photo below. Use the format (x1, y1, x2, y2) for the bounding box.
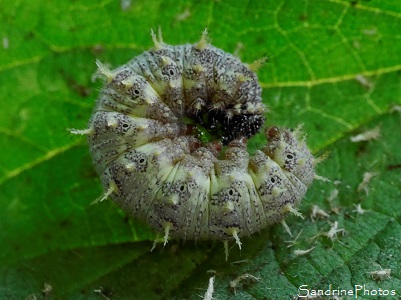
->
(76, 29, 317, 259)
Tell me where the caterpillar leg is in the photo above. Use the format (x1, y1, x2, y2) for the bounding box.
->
(283, 204, 304, 219)
(90, 183, 117, 205)
(195, 28, 209, 50)
(279, 205, 304, 237)
(223, 230, 242, 261)
(229, 229, 242, 250)
(150, 235, 159, 252)
(69, 128, 93, 135)
(224, 240, 229, 261)
(163, 223, 171, 246)
(95, 60, 115, 83)
(281, 220, 293, 237)
(150, 27, 165, 50)
(315, 174, 331, 182)
(247, 57, 268, 72)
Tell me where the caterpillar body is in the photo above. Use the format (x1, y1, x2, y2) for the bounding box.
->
(79, 30, 316, 258)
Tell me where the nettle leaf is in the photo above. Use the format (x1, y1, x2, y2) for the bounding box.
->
(1, 0, 400, 299)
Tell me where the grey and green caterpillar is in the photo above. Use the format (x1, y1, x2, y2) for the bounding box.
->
(74, 30, 317, 259)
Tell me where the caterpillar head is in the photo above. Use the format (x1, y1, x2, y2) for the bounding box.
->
(214, 73, 266, 144)
(191, 99, 266, 145)
(223, 111, 265, 143)
(182, 46, 267, 145)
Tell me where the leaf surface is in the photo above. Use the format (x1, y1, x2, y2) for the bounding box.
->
(1, 0, 400, 299)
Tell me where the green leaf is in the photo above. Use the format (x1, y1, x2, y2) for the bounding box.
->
(1, 0, 400, 299)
